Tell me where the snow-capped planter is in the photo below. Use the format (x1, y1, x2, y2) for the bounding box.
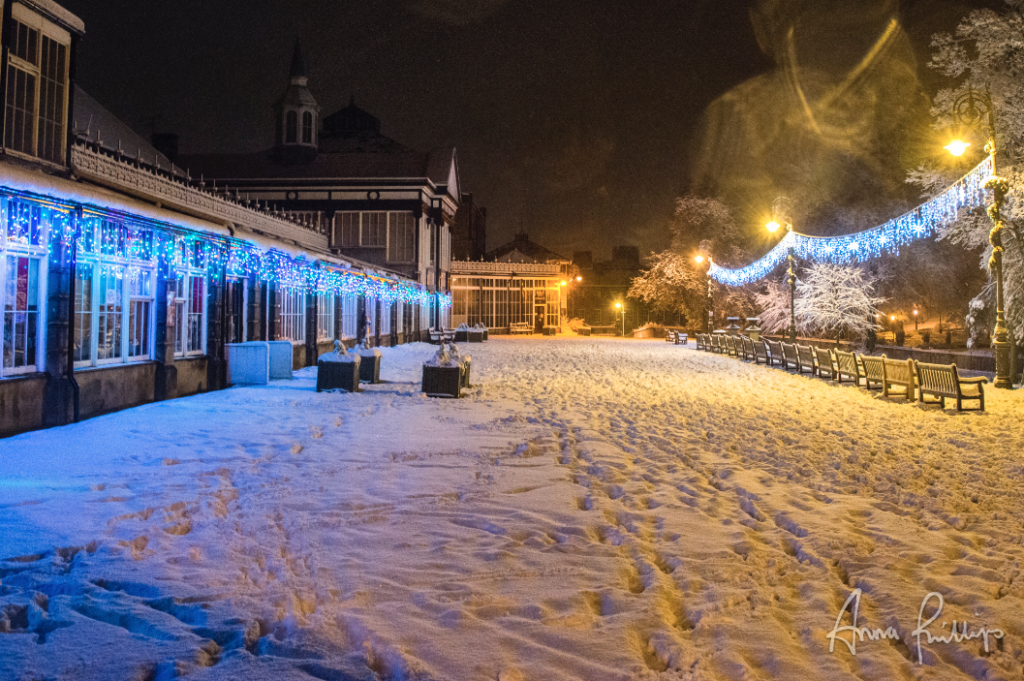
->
(542, 326, 557, 336)
(316, 341, 361, 393)
(423, 343, 469, 398)
(474, 323, 489, 341)
(468, 328, 484, 343)
(577, 327, 591, 337)
(455, 323, 470, 343)
(357, 343, 382, 383)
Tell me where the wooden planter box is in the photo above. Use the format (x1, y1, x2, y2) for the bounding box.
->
(542, 326, 557, 336)
(455, 329, 469, 342)
(468, 330, 484, 343)
(577, 327, 591, 336)
(481, 329, 489, 341)
(317, 359, 360, 393)
(359, 354, 381, 383)
(422, 365, 463, 398)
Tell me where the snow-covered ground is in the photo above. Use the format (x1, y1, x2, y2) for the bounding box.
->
(2, 338, 1023, 681)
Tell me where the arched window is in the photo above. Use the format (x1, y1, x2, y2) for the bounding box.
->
(285, 111, 297, 144)
(302, 111, 314, 144)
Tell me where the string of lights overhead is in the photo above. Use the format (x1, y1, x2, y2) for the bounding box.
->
(707, 156, 993, 287)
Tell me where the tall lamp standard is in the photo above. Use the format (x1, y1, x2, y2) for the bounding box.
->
(694, 255, 712, 332)
(945, 85, 1014, 389)
(614, 301, 624, 336)
(766, 219, 797, 341)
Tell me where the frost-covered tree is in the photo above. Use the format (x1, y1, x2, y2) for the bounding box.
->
(910, 0, 1024, 350)
(629, 196, 755, 324)
(795, 263, 885, 339)
(756, 263, 884, 339)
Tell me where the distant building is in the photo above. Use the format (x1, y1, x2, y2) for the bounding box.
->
(451, 192, 486, 261)
(180, 41, 461, 334)
(449, 232, 571, 333)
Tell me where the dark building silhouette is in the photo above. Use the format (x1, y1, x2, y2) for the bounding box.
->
(451, 192, 487, 261)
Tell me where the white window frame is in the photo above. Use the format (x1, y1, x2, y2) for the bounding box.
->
(380, 300, 391, 335)
(74, 218, 158, 368)
(387, 212, 416, 264)
(365, 295, 376, 336)
(5, 5, 70, 165)
(316, 290, 334, 342)
(341, 294, 357, 339)
(276, 286, 306, 343)
(170, 240, 207, 360)
(1, 249, 46, 377)
(224, 276, 248, 344)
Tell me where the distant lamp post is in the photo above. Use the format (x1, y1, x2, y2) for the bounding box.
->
(913, 308, 919, 331)
(767, 219, 797, 341)
(946, 84, 1013, 389)
(695, 255, 712, 332)
(614, 301, 625, 336)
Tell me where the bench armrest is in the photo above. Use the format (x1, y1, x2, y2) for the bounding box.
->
(958, 376, 988, 384)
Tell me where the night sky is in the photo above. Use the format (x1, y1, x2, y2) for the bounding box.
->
(60, 0, 1001, 261)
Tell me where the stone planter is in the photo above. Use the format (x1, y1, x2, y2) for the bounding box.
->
(359, 354, 381, 383)
(422, 365, 463, 398)
(317, 358, 360, 393)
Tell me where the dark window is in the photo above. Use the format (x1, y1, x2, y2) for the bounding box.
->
(285, 110, 297, 144)
(4, 20, 67, 163)
(302, 111, 313, 144)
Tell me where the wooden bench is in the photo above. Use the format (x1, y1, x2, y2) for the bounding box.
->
(510, 322, 532, 335)
(695, 333, 705, 350)
(859, 355, 886, 391)
(753, 338, 769, 364)
(665, 330, 677, 343)
(814, 347, 837, 379)
(781, 342, 800, 371)
(765, 339, 784, 367)
(882, 357, 918, 400)
(710, 334, 723, 353)
(796, 344, 816, 374)
(676, 333, 688, 346)
(916, 362, 987, 411)
(834, 350, 864, 385)
(738, 335, 753, 361)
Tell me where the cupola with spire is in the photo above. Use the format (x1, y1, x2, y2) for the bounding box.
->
(273, 38, 320, 164)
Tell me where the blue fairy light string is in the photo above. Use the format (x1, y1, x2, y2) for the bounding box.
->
(0, 185, 449, 308)
(708, 156, 993, 286)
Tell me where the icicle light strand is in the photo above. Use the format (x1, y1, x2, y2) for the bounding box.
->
(708, 157, 993, 287)
(0, 185, 450, 309)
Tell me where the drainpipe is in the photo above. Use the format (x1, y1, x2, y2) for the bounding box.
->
(67, 209, 81, 422)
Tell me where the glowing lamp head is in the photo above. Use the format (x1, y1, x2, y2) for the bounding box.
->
(561, 280, 567, 286)
(945, 140, 970, 157)
(614, 302, 622, 309)
(766, 220, 781, 233)
(694, 255, 704, 264)
(576, 276, 582, 282)
(913, 309, 918, 315)
(890, 315, 896, 321)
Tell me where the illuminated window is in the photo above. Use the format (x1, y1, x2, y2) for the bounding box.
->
(276, 287, 305, 342)
(317, 291, 334, 341)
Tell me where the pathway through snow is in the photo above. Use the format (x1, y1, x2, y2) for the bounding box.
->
(1, 338, 1023, 680)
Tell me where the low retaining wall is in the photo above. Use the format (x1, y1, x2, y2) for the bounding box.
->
(873, 345, 996, 373)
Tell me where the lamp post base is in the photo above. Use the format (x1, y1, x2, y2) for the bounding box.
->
(994, 337, 1013, 389)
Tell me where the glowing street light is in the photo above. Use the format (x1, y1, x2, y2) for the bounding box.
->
(575, 276, 582, 282)
(694, 254, 704, 264)
(913, 308, 919, 331)
(944, 140, 971, 157)
(945, 84, 1013, 388)
(767, 218, 796, 341)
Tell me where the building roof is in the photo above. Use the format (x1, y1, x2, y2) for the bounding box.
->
(486, 232, 569, 264)
(71, 85, 185, 176)
(180, 146, 459, 192)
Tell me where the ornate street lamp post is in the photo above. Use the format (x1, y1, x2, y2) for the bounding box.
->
(695, 255, 712, 332)
(767, 220, 797, 341)
(946, 85, 1013, 388)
